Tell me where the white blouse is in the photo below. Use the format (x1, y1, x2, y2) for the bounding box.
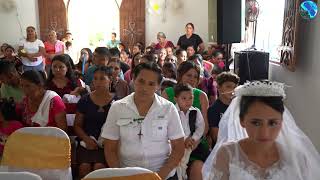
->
(19, 39, 44, 66)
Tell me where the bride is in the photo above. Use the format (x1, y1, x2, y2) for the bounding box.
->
(202, 81, 320, 180)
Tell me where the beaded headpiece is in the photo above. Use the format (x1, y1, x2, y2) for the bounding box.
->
(234, 80, 286, 99)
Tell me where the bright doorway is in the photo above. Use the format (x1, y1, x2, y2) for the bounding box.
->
(68, 0, 122, 53)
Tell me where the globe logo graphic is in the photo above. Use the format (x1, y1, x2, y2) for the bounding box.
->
(299, 1, 318, 20)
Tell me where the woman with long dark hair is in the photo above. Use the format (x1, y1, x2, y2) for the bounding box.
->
(76, 48, 93, 74)
(18, 70, 67, 131)
(46, 54, 84, 98)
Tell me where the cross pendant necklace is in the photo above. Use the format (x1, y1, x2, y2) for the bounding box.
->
(134, 117, 144, 140)
(138, 127, 143, 140)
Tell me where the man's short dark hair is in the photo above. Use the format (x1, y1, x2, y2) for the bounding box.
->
(216, 72, 240, 86)
(94, 47, 111, 57)
(133, 63, 163, 84)
(174, 83, 193, 97)
(109, 47, 120, 58)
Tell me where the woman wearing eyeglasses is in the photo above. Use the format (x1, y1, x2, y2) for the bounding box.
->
(46, 55, 85, 98)
(101, 63, 185, 180)
(46, 55, 86, 115)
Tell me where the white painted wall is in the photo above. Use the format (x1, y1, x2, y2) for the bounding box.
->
(145, 0, 209, 47)
(0, 0, 39, 47)
(270, 15, 320, 150)
(1, 0, 209, 48)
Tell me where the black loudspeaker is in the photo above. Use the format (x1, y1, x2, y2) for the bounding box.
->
(217, 0, 243, 44)
(234, 51, 270, 85)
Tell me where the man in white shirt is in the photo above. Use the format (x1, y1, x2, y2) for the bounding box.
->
(101, 63, 185, 179)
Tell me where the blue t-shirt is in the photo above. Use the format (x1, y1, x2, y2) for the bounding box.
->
(106, 40, 121, 48)
(84, 65, 97, 86)
(207, 99, 229, 128)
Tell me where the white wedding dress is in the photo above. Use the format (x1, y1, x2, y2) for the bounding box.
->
(207, 141, 307, 180)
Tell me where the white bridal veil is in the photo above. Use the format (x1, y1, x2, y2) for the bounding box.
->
(202, 81, 320, 180)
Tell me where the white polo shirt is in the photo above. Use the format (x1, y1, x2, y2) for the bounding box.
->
(101, 93, 185, 179)
(175, 104, 205, 142)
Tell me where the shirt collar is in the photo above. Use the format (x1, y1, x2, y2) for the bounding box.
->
(120, 93, 162, 115)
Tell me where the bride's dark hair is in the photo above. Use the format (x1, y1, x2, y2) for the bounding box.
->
(239, 96, 284, 119)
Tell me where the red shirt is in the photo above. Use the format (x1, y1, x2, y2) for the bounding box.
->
(17, 96, 66, 127)
(46, 79, 81, 98)
(44, 42, 56, 65)
(154, 41, 175, 50)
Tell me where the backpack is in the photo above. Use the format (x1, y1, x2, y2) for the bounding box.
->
(188, 109, 211, 162)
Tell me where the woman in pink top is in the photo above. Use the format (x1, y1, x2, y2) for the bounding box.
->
(17, 70, 67, 132)
(0, 98, 23, 155)
(44, 30, 65, 73)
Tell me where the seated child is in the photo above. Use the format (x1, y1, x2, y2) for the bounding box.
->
(208, 72, 239, 145)
(0, 97, 23, 156)
(174, 83, 205, 180)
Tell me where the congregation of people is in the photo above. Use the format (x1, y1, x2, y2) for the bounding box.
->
(0, 22, 319, 180)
